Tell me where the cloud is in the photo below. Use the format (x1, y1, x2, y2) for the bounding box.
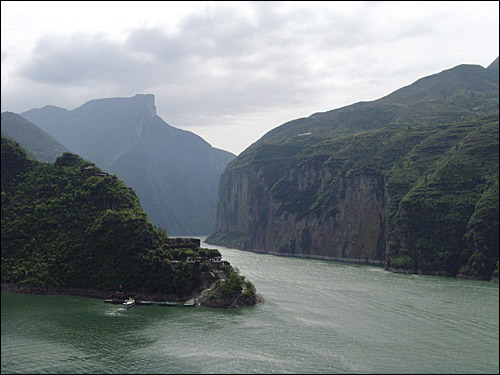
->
(12, 2, 492, 105)
(125, 27, 187, 62)
(20, 34, 153, 87)
(2, 1, 498, 154)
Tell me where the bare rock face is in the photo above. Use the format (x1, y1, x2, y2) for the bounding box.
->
(210, 162, 389, 265)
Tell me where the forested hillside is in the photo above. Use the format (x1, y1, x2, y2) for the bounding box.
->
(1, 137, 257, 306)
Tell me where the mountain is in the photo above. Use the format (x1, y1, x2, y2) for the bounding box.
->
(21, 94, 235, 236)
(1, 137, 258, 307)
(1, 111, 71, 163)
(487, 56, 499, 81)
(207, 58, 499, 281)
(250, 62, 498, 147)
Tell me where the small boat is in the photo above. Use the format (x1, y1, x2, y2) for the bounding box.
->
(157, 301, 178, 307)
(121, 298, 136, 309)
(135, 300, 153, 305)
(106, 293, 129, 304)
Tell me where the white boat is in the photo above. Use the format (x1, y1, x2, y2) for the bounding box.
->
(121, 298, 136, 309)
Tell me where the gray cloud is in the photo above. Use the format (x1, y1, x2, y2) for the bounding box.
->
(125, 27, 188, 62)
(21, 34, 138, 85)
(13, 2, 454, 104)
(3, 1, 498, 154)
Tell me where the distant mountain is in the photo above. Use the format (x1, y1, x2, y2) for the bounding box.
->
(1, 136, 257, 307)
(207, 58, 499, 281)
(1, 111, 71, 163)
(21, 94, 235, 235)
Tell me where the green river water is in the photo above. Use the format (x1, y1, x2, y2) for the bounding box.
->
(2, 238, 498, 374)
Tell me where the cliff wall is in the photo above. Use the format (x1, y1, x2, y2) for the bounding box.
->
(212, 162, 389, 265)
(207, 113, 499, 280)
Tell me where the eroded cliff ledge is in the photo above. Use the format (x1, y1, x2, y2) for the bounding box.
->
(207, 113, 499, 281)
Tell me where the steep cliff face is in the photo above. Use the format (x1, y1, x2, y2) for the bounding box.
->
(207, 59, 499, 280)
(209, 113, 499, 279)
(214, 163, 388, 264)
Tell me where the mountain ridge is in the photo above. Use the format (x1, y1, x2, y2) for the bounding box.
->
(21, 94, 235, 235)
(1, 111, 71, 163)
(247, 61, 498, 151)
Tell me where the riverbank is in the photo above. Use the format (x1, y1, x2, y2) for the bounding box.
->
(3, 243, 498, 374)
(204, 239, 385, 267)
(1, 282, 261, 307)
(1, 282, 179, 302)
(205, 239, 498, 283)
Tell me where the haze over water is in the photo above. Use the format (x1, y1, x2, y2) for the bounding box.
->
(2, 238, 498, 374)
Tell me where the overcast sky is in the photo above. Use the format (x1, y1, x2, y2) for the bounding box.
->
(1, 1, 499, 155)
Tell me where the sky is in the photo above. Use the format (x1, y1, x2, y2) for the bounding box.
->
(1, 1, 499, 155)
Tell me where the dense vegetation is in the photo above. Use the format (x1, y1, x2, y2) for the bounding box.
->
(385, 114, 499, 279)
(1, 137, 255, 303)
(209, 59, 499, 280)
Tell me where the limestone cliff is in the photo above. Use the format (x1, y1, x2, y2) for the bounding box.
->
(213, 162, 388, 265)
(207, 59, 499, 280)
(208, 113, 499, 280)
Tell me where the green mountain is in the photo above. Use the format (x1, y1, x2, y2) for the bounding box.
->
(1, 137, 257, 307)
(1, 111, 71, 163)
(251, 62, 498, 147)
(207, 58, 499, 281)
(21, 94, 235, 236)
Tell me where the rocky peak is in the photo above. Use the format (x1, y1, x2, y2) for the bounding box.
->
(133, 94, 157, 117)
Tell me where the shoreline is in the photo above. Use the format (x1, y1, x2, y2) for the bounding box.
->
(205, 238, 385, 266)
(205, 240, 499, 283)
(1, 282, 262, 307)
(1, 282, 186, 303)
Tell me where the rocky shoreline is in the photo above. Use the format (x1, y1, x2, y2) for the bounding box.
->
(1, 282, 261, 307)
(387, 268, 499, 283)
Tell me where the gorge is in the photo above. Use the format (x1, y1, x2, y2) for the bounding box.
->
(207, 58, 499, 281)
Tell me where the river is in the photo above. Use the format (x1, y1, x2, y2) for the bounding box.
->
(2, 237, 498, 374)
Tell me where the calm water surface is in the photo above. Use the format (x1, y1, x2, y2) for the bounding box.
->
(2, 237, 498, 374)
